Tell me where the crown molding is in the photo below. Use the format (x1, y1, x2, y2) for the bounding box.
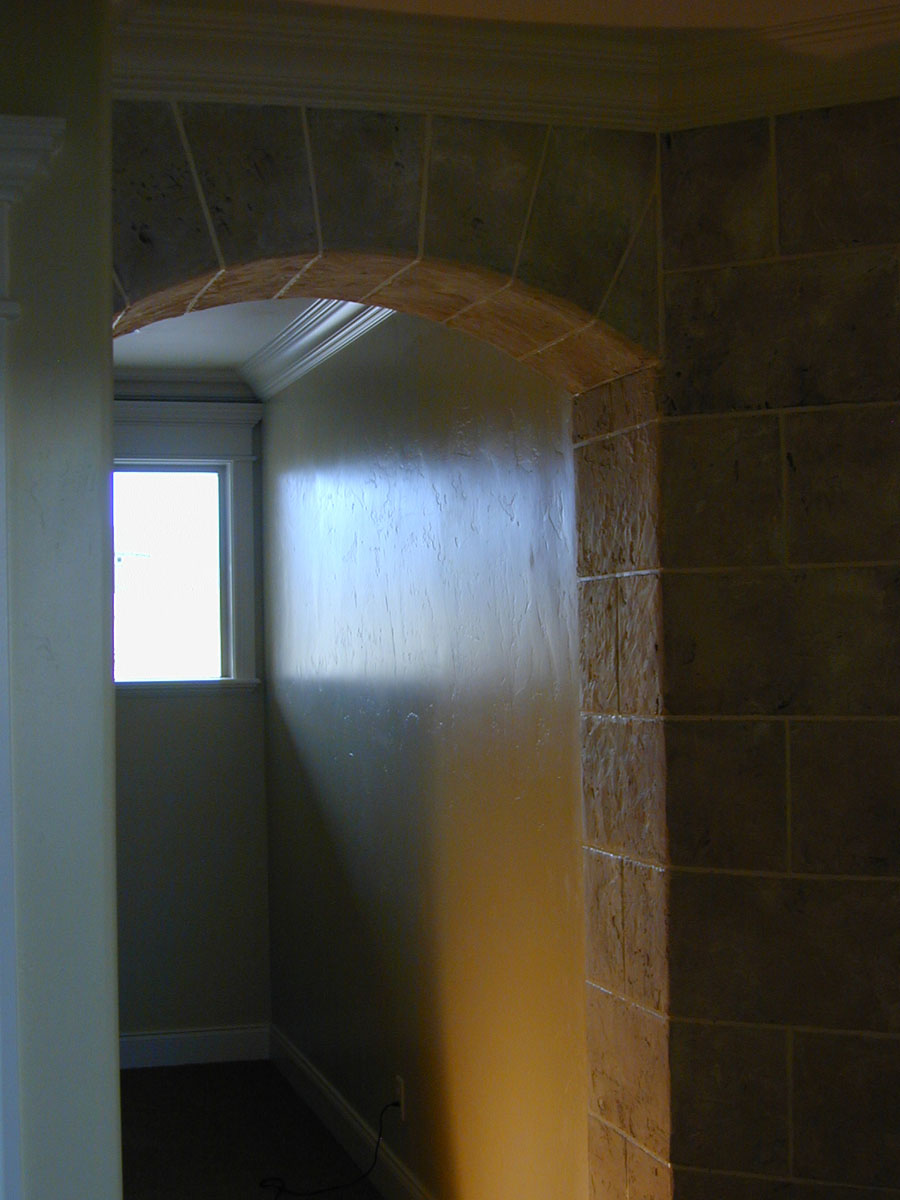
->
(241, 298, 394, 398)
(112, 2, 900, 130)
(114, 367, 257, 401)
(0, 116, 65, 205)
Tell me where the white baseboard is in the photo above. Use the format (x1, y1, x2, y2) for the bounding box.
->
(270, 1024, 435, 1200)
(119, 1024, 271, 1069)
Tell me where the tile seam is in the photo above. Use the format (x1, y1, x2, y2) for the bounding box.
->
(170, 100, 225, 271)
(588, 1112, 672, 1170)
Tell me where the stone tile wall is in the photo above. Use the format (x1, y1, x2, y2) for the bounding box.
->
(659, 99, 900, 1200)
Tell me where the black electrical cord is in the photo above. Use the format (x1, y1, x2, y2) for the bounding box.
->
(259, 1099, 400, 1198)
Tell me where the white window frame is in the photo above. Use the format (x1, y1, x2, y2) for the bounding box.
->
(113, 400, 262, 689)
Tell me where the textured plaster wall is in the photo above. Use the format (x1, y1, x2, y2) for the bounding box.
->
(263, 314, 586, 1200)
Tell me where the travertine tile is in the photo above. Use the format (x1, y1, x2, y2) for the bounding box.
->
(586, 986, 671, 1159)
(180, 103, 317, 265)
(306, 109, 425, 254)
(280, 251, 415, 302)
(370, 259, 503, 322)
(785, 405, 900, 563)
(582, 716, 667, 864)
(518, 126, 656, 313)
(791, 720, 900, 875)
(661, 119, 775, 269)
(448, 285, 586, 360)
(573, 369, 659, 443)
(791, 567, 900, 715)
(794, 1031, 900, 1188)
(665, 720, 786, 870)
(619, 574, 664, 717)
(660, 416, 782, 567)
(113, 100, 219, 302)
(577, 423, 660, 577)
(777, 98, 900, 254)
(426, 117, 547, 275)
(669, 873, 900, 1031)
(580, 580, 618, 715)
(588, 1116, 627, 1200)
(663, 250, 900, 415)
(670, 1022, 788, 1173)
(526, 320, 648, 395)
(599, 196, 660, 353)
(623, 860, 669, 1013)
(661, 571, 795, 716)
(627, 1143, 673, 1200)
(584, 849, 625, 994)
(192, 257, 316, 309)
(112, 274, 218, 337)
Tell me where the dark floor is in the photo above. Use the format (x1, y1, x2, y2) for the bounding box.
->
(120, 1061, 384, 1200)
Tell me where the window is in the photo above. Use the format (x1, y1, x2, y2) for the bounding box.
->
(113, 400, 261, 685)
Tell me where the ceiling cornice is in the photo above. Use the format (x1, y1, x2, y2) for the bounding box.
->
(241, 298, 394, 398)
(112, 1, 900, 130)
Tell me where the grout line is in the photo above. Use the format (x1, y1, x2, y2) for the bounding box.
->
(577, 560, 900, 581)
(112, 267, 130, 309)
(171, 101, 225, 271)
(595, 182, 656, 320)
(512, 124, 551, 280)
(785, 720, 793, 874)
(185, 268, 225, 313)
(769, 114, 781, 257)
(672, 1165, 900, 1195)
(581, 712, 900, 724)
(585, 982, 668, 1022)
(787, 1027, 794, 1177)
(667, 1016, 900, 1042)
(655, 130, 666, 358)
(662, 237, 900, 279)
(517, 316, 596, 363)
(779, 410, 790, 565)
(272, 253, 322, 301)
(362, 257, 419, 303)
(441, 277, 512, 326)
(660, 397, 900, 423)
(300, 106, 324, 257)
(587, 1112, 671, 1169)
(417, 113, 432, 261)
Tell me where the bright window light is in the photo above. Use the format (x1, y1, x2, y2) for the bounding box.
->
(113, 470, 223, 682)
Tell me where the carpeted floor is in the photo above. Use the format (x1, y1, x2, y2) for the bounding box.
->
(120, 1061, 384, 1200)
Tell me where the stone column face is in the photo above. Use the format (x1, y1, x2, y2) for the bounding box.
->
(659, 102, 900, 1200)
(576, 369, 673, 1200)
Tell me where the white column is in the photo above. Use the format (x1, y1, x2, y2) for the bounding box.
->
(0, 114, 64, 1200)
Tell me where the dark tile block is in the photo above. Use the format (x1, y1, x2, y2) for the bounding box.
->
(179, 104, 317, 266)
(425, 117, 547, 276)
(785, 405, 900, 563)
(582, 716, 667, 863)
(663, 251, 900, 415)
(674, 1169, 900, 1200)
(794, 1032, 900, 1188)
(777, 98, 900, 254)
(599, 194, 660, 353)
(112, 100, 219, 302)
(670, 1022, 788, 1173)
(307, 110, 425, 254)
(660, 415, 783, 567)
(666, 720, 786, 870)
(791, 567, 900, 715)
(577, 423, 660, 577)
(661, 571, 796, 716)
(791, 720, 900, 875)
(669, 873, 900, 1031)
(518, 126, 656, 314)
(580, 579, 618, 715)
(662, 118, 775, 270)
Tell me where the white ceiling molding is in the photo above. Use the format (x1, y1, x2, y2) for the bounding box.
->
(241, 298, 394, 398)
(114, 368, 257, 401)
(0, 116, 65, 206)
(112, 1, 900, 130)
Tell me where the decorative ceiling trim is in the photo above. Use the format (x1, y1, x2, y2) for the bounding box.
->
(112, 1, 900, 130)
(0, 116, 65, 206)
(113, 368, 257, 401)
(241, 298, 394, 397)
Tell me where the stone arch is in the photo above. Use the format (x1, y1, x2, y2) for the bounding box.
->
(113, 99, 669, 1199)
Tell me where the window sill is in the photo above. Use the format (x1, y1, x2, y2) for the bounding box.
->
(115, 679, 262, 697)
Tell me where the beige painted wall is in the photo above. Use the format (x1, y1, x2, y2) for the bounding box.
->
(264, 314, 586, 1200)
(116, 689, 270, 1034)
(2, 3, 121, 1197)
